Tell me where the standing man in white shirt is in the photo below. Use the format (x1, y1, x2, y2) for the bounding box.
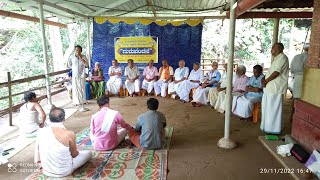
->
(261, 43, 289, 134)
(124, 59, 140, 97)
(168, 60, 189, 97)
(142, 60, 159, 95)
(67, 45, 88, 106)
(176, 62, 203, 103)
(106, 59, 122, 96)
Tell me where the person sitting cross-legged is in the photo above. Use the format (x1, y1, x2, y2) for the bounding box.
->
(128, 98, 167, 150)
(35, 107, 92, 178)
(232, 65, 264, 120)
(90, 95, 131, 151)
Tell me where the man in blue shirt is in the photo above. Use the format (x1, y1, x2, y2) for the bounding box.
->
(232, 65, 264, 119)
(128, 98, 167, 150)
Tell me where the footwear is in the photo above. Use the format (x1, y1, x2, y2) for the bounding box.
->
(171, 94, 176, 99)
(191, 102, 196, 107)
(180, 99, 186, 103)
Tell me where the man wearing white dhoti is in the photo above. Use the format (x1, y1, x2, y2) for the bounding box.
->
(290, 43, 309, 99)
(125, 59, 140, 97)
(261, 43, 289, 134)
(67, 45, 88, 106)
(106, 59, 122, 96)
(192, 62, 221, 106)
(215, 65, 249, 113)
(142, 60, 159, 95)
(232, 65, 264, 119)
(154, 60, 174, 97)
(168, 60, 189, 96)
(208, 63, 228, 108)
(35, 108, 91, 177)
(177, 62, 203, 103)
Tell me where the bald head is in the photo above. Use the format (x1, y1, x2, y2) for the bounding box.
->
(49, 107, 65, 123)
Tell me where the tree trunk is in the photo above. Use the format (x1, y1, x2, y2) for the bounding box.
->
(48, 17, 64, 72)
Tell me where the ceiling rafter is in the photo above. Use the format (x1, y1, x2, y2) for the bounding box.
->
(90, 0, 131, 16)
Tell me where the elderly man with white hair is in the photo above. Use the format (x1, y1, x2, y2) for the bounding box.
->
(215, 65, 249, 113)
(168, 60, 189, 97)
(125, 59, 140, 97)
(176, 62, 203, 103)
(290, 43, 309, 99)
(142, 60, 159, 95)
(106, 59, 122, 96)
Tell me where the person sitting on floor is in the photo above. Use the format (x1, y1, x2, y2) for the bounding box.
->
(35, 107, 91, 178)
(168, 60, 189, 97)
(128, 98, 167, 150)
(154, 59, 174, 97)
(142, 60, 159, 95)
(19, 92, 46, 137)
(232, 65, 264, 120)
(91, 62, 105, 99)
(215, 65, 249, 113)
(191, 61, 221, 106)
(90, 95, 131, 151)
(124, 59, 140, 97)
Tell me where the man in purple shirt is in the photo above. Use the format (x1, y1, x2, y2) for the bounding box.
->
(142, 60, 159, 95)
(90, 95, 131, 151)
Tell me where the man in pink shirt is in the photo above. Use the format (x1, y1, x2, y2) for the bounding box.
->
(142, 60, 159, 95)
(90, 95, 131, 151)
(214, 65, 249, 113)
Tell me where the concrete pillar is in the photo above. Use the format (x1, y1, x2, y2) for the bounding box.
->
(39, 2, 54, 109)
(217, 0, 237, 149)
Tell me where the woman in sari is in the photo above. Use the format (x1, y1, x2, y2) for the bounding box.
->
(91, 62, 105, 98)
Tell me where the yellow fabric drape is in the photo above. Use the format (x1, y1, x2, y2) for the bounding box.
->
(94, 17, 203, 26)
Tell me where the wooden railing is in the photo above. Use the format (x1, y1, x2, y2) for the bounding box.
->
(0, 69, 70, 126)
(200, 58, 239, 74)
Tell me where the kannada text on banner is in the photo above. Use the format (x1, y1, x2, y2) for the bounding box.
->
(114, 36, 158, 63)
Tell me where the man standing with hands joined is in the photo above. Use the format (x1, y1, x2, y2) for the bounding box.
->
(67, 45, 89, 106)
(260, 43, 289, 134)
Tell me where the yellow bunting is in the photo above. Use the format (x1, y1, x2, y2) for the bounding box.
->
(94, 17, 203, 26)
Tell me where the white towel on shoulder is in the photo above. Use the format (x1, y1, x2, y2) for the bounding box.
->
(101, 109, 118, 133)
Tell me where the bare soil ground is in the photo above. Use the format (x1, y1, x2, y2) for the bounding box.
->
(0, 91, 294, 180)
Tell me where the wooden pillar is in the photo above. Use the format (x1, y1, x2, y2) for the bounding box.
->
(7, 72, 13, 126)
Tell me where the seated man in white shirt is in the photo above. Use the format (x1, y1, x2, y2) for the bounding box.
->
(176, 62, 203, 103)
(124, 59, 140, 97)
(106, 59, 122, 96)
(168, 60, 189, 97)
(142, 60, 159, 95)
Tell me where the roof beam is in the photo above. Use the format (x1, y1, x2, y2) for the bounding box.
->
(146, 0, 157, 17)
(235, 0, 266, 17)
(90, 0, 131, 16)
(237, 12, 313, 19)
(0, 9, 67, 28)
(33, 0, 87, 18)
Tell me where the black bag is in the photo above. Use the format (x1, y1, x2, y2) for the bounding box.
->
(290, 144, 310, 163)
